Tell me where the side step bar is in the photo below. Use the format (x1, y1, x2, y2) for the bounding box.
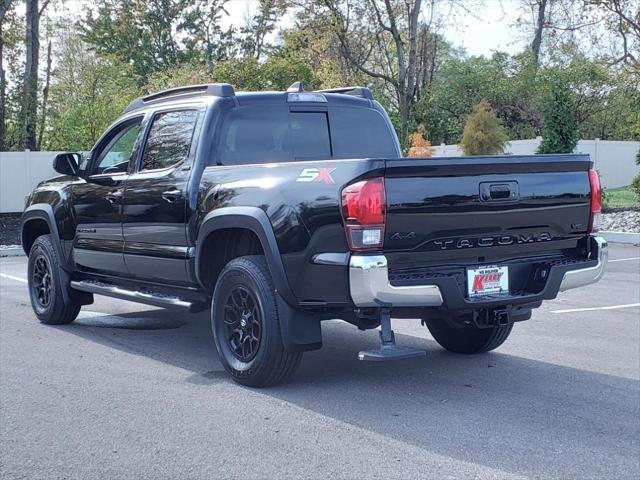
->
(70, 280, 208, 312)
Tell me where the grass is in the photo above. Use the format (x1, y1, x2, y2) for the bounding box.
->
(603, 185, 640, 210)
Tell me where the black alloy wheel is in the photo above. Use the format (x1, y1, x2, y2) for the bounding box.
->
(223, 285, 262, 362)
(211, 255, 303, 387)
(31, 253, 52, 309)
(27, 234, 81, 325)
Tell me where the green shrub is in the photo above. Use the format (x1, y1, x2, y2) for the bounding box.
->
(632, 175, 640, 199)
(601, 187, 609, 210)
(460, 99, 508, 155)
(537, 79, 578, 154)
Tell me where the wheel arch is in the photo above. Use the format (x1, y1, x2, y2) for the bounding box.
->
(195, 207, 297, 306)
(21, 204, 63, 259)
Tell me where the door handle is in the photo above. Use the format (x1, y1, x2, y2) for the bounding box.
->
(162, 189, 183, 203)
(105, 190, 123, 204)
(479, 181, 519, 202)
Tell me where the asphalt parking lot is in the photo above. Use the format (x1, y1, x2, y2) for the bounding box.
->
(1, 244, 639, 480)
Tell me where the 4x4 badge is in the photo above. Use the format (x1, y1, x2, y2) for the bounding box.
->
(296, 167, 336, 184)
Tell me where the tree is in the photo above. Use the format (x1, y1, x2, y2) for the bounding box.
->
(518, 0, 640, 71)
(318, 0, 427, 141)
(537, 78, 578, 153)
(460, 99, 508, 155)
(211, 56, 317, 91)
(180, 0, 235, 69)
(406, 123, 432, 157)
(546, 46, 640, 140)
(82, 0, 184, 83)
(529, 0, 548, 64)
(0, 1, 23, 150)
(37, 38, 51, 149)
(414, 52, 541, 145)
(241, 0, 288, 60)
(587, 0, 640, 71)
(517, 0, 585, 66)
(282, 5, 369, 89)
(145, 56, 318, 94)
(43, 32, 141, 151)
(19, 0, 50, 150)
(0, 0, 16, 150)
(145, 62, 214, 93)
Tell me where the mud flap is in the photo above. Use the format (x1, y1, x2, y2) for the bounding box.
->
(60, 268, 93, 306)
(275, 293, 322, 352)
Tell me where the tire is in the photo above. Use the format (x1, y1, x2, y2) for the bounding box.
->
(211, 255, 302, 387)
(27, 234, 81, 325)
(424, 317, 513, 354)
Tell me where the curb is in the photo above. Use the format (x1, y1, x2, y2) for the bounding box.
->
(0, 247, 24, 257)
(600, 231, 640, 245)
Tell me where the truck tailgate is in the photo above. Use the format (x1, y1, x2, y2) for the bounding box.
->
(383, 154, 592, 269)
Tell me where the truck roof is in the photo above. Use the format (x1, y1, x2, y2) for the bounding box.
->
(123, 82, 374, 114)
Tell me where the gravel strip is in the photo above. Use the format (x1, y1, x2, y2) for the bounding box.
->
(0, 213, 21, 246)
(601, 210, 640, 233)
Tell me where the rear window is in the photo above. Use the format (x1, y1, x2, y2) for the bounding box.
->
(329, 107, 398, 159)
(215, 105, 397, 165)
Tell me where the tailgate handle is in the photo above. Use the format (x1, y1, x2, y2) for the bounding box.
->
(480, 181, 519, 202)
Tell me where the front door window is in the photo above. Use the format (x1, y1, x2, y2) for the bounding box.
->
(92, 122, 142, 175)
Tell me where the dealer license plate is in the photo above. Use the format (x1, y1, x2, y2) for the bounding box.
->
(467, 265, 509, 297)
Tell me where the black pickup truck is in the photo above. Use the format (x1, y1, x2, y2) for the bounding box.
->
(22, 82, 607, 386)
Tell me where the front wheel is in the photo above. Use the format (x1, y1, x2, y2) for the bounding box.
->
(211, 255, 302, 387)
(424, 317, 513, 354)
(27, 235, 81, 325)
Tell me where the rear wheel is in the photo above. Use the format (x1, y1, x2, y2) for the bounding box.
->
(424, 317, 513, 354)
(211, 255, 302, 387)
(27, 235, 81, 325)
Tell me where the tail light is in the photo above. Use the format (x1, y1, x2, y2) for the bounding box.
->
(341, 177, 386, 251)
(588, 168, 601, 233)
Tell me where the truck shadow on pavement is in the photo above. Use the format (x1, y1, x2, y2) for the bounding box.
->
(62, 308, 639, 480)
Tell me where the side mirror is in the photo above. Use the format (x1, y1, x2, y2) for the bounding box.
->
(53, 152, 81, 176)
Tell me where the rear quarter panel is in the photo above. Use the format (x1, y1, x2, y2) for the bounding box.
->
(196, 159, 384, 306)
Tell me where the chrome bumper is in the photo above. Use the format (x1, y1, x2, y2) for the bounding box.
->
(349, 255, 443, 307)
(349, 236, 607, 308)
(559, 236, 608, 292)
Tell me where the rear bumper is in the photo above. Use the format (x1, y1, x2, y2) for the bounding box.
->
(349, 255, 444, 307)
(559, 236, 608, 291)
(349, 236, 607, 308)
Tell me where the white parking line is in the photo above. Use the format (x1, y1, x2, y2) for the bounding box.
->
(0, 273, 27, 283)
(609, 257, 640, 263)
(551, 303, 640, 314)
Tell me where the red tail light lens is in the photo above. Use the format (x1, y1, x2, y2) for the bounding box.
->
(588, 168, 601, 233)
(341, 177, 386, 251)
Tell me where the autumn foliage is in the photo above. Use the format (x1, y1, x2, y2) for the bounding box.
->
(460, 99, 508, 156)
(407, 124, 432, 157)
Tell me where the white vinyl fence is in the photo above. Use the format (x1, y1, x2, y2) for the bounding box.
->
(1, 139, 639, 213)
(1, 151, 64, 213)
(432, 137, 640, 190)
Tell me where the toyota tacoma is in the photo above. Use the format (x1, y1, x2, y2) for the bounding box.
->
(22, 82, 608, 386)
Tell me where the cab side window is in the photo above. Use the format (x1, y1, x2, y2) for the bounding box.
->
(92, 121, 142, 175)
(140, 110, 198, 171)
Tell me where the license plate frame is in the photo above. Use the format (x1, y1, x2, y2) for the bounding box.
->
(467, 265, 509, 297)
